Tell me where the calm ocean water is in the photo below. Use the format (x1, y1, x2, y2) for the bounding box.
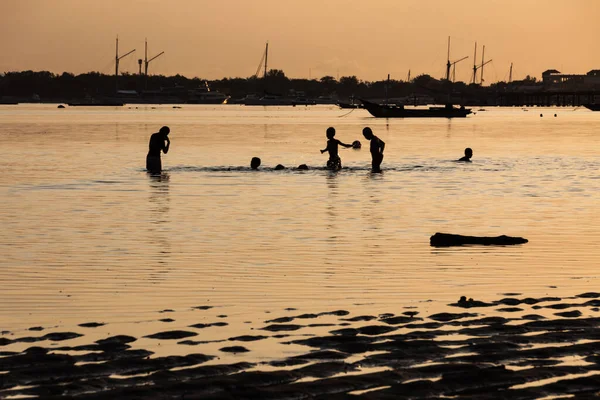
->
(1, 104, 599, 338)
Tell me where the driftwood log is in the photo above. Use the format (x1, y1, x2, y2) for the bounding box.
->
(430, 232, 528, 247)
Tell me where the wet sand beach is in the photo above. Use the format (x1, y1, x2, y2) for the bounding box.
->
(4, 292, 600, 399)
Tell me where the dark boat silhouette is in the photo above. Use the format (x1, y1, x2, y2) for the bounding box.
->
(583, 104, 600, 111)
(361, 99, 472, 118)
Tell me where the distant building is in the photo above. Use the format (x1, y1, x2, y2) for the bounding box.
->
(542, 69, 600, 89)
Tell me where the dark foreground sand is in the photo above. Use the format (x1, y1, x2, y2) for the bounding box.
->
(3, 293, 600, 399)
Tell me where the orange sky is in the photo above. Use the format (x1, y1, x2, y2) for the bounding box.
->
(2, 0, 599, 83)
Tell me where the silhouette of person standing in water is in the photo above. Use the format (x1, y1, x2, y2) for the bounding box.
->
(458, 148, 473, 162)
(146, 126, 170, 173)
(320, 127, 353, 170)
(362, 127, 385, 172)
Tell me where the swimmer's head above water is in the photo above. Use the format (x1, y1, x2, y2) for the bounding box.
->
(250, 157, 261, 170)
(459, 148, 473, 161)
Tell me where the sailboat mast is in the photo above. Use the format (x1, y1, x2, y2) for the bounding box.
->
(264, 42, 269, 78)
(143, 40, 164, 89)
(446, 36, 451, 81)
(480, 45, 485, 86)
(144, 39, 148, 90)
(472, 42, 477, 84)
(114, 36, 135, 92)
(509, 62, 513, 83)
(115, 36, 119, 91)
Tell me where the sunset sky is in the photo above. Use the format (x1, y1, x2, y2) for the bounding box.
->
(2, 0, 599, 83)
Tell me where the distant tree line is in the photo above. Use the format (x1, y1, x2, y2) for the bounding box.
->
(0, 69, 543, 104)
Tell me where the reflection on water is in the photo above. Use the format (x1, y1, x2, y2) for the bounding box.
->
(148, 173, 170, 278)
(148, 172, 170, 223)
(325, 173, 339, 234)
(0, 105, 600, 333)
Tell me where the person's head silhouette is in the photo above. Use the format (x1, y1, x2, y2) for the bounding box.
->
(458, 148, 473, 162)
(326, 127, 336, 139)
(250, 157, 261, 170)
(362, 127, 373, 140)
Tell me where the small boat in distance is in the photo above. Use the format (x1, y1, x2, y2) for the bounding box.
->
(186, 89, 228, 104)
(186, 81, 229, 104)
(361, 99, 472, 118)
(583, 104, 600, 111)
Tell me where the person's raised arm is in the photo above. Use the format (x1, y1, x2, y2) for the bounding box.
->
(340, 141, 353, 148)
(163, 137, 170, 154)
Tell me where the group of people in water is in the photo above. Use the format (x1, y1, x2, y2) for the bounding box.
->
(146, 125, 472, 174)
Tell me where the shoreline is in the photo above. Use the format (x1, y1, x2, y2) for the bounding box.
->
(3, 292, 600, 398)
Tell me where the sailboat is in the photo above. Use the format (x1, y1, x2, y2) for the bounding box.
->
(361, 99, 472, 118)
(244, 42, 293, 106)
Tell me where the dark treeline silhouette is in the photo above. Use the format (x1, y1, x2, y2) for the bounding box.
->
(0, 69, 545, 105)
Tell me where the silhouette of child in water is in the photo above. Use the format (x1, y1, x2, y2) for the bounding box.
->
(362, 127, 385, 172)
(458, 148, 473, 162)
(320, 127, 353, 170)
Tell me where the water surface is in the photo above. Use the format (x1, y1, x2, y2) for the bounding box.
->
(1, 104, 599, 338)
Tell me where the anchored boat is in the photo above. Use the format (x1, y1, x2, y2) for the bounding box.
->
(361, 99, 472, 118)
